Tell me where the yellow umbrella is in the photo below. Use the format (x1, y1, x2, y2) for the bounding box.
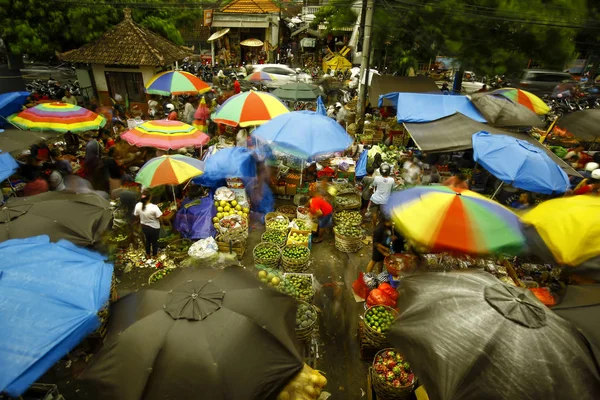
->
(240, 38, 264, 47)
(522, 195, 600, 266)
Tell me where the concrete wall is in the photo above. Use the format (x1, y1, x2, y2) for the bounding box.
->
(91, 64, 160, 110)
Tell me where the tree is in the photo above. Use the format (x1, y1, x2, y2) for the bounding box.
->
(310, 0, 358, 33)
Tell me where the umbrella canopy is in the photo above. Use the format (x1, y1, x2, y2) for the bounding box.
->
(135, 154, 204, 187)
(145, 70, 211, 96)
(194, 96, 210, 121)
(0, 128, 60, 154)
(212, 91, 289, 127)
(0, 235, 113, 396)
(556, 109, 600, 142)
(0, 91, 30, 124)
(0, 152, 19, 182)
(388, 271, 600, 400)
(472, 131, 570, 194)
(245, 71, 275, 82)
(120, 120, 209, 150)
(252, 110, 353, 159)
(81, 266, 303, 400)
(316, 96, 327, 116)
(470, 94, 544, 128)
(0, 192, 112, 246)
(240, 38, 264, 47)
(272, 82, 323, 101)
(522, 195, 600, 266)
(383, 186, 525, 255)
(207, 28, 230, 42)
(491, 88, 550, 115)
(8, 102, 106, 133)
(192, 147, 257, 188)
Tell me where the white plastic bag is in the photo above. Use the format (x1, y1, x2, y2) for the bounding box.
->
(188, 237, 218, 259)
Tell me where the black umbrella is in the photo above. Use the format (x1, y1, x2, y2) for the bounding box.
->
(388, 271, 600, 400)
(81, 266, 303, 400)
(470, 93, 544, 128)
(556, 109, 600, 142)
(0, 128, 59, 154)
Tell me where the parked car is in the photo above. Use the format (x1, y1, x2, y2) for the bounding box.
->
(248, 64, 312, 88)
(516, 69, 574, 96)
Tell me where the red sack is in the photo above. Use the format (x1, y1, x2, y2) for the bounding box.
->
(352, 272, 370, 300)
(367, 288, 396, 308)
(378, 283, 398, 302)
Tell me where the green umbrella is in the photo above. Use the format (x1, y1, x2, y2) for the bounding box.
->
(272, 82, 323, 101)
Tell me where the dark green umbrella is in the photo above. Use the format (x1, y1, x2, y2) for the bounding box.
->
(0, 191, 112, 246)
(0, 128, 60, 154)
(272, 82, 323, 101)
(81, 266, 303, 400)
(388, 271, 600, 400)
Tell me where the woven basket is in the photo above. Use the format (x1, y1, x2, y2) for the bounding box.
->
(165, 238, 193, 262)
(276, 205, 297, 221)
(216, 235, 246, 260)
(253, 242, 281, 268)
(295, 300, 318, 342)
(148, 268, 173, 285)
(334, 229, 364, 253)
(281, 244, 310, 273)
(371, 350, 416, 400)
(333, 210, 362, 226)
(265, 212, 290, 231)
(363, 306, 399, 347)
(261, 229, 288, 248)
(385, 253, 418, 276)
(334, 192, 361, 211)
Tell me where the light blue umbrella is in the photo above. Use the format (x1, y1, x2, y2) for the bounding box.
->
(316, 96, 327, 116)
(472, 131, 570, 195)
(251, 110, 353, 159)
(0, 152, 18, 182)
(0, 92, 29, 127)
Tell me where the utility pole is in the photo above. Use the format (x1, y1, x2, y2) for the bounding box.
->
(356, 0, 374, 133)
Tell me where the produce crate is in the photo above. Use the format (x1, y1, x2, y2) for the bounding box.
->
(287, 229, 312, 248)
(336, 168, 356, 182)
(286, 183, 297, 195)
(253, 242, 281, 268)
(285, 172, 302, 186)
(282, 244, 310, 273)
(226, 177, 244, 189)
(282, 272, 317, 303)
(216, 235, 247, 260)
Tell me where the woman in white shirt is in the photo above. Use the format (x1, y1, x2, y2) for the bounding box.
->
(369, 163, 394, 227)
(134, 191, 163, 259)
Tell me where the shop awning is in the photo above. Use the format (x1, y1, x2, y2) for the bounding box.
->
(404, 113, 581, 176)
(369, 75, 439, 106)
(388, 93, 486, 124)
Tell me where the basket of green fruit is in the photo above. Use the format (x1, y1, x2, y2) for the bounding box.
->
(253, 242, 281, 268)
(333, 193, 361, 211)
(281, 273, 315, 302)
(281, 244, 310, 273)
(108, 231, 131, 249)
(333, 210, 362, 227)
(291, 218, 312, 232)
(261, 230, 288, 248)
(363, 305, 398, 347)
(334, 225, 364, 253)
(148, 267, 174, 285)
(166, 238, 193, 261)
(265, 212, 290, 232)
(295, 300, 318, 342)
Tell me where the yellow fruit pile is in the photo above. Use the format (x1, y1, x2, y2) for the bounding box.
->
(277, 363, 327, 400)
(212, 199, 250, 228)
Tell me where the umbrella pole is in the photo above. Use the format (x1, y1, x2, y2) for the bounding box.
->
(172, 185, 177, 204)
(491, 181, 504, 200)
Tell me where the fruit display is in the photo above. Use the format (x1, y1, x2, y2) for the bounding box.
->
(253, 242, 281, 267)
(333, 210, 362, 226)
(292, 218, 312, 231)
(334, 194, 361, 209)
(296, 301, 317, 330)
(365, 306, 396, 334)
(266, 215, 289, 231)
(334, 224, 363, 238)
(276, 363, 327, 400)
(280, 274, 314, 301)
(212, 199, 249, 230)
(373, 349, 415, 389)
(287, 230, 310, 245)
(276, 205, 297, 217)
(149, 267, 173, 284)
(282, 245, 310, 260)
(297, 206, 309, 216)
(257, 269, 282, 287)
(262, 230, 287, 246)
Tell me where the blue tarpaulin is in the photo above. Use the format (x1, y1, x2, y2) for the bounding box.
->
(0, 152, 18, 182)
(356, 150, 368, 178)
(193, 147, 256, 188)
(0, 92, 29, 128)
(316, 96, 327, 116)
(0, 236, 113, 396)
(380, 92, 486, 123)
(173, 194, 217, 240)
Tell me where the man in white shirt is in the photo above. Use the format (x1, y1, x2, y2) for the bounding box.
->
(61, 90, 78, 105)
(369, 163, 394, 227)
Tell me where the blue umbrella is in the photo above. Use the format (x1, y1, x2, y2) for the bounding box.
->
(192, 147, 257, 188)
(316, 96, 327, 116)
(0, 235, 113, 396)
(472, 131, 570, 194)
(252, 110, 353, 159)
(0, 92, 29, 126)
(0, 152, 19, 182)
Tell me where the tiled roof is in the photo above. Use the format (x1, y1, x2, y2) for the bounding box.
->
(221, 0, 280, 14)
(59, 9, 191, 66)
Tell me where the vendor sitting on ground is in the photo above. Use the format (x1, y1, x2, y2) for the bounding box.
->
(306, 193, 333, 244)
(367, 217, 403, 273)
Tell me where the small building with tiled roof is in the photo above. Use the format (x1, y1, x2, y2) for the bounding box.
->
(59, 8, 192, 108)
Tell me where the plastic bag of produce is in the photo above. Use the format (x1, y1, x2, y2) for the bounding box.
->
(256, 266, 283, 287)
(367, 288, 396, 308)
(187, 237, 218, 259)
(277, 363, 328, 400)
(363, 273, 378, 290)
(214, 186, 235, 202)
(352, 272, 371, 300)
(378, 283, 398, 302)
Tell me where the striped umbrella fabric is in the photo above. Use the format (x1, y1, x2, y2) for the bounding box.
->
(135, 155, 204, 188)
(212, 91, 289, 127)
(245, 71, 275, 82)
(145, 71, 211, 96)
(491, 88, 550, 115)
(384, 186, 525, 255)
(8, 102, 106, 133)
(121, 120, 209, 150)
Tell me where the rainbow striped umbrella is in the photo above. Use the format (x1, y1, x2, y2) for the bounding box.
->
(245, 71, 275, 82)
(135, 155, 204, 188)
(8, 102, 106, 133)
(212, 91, 289, 127)
(121, 120, 209, 150)
(145, 70, 211, 96)
(491, 88, 550, 115)
(384, 186, 525, 255)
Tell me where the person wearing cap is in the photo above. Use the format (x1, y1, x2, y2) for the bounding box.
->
(574, 169, 600, 195)
(369, 163, 395, 227)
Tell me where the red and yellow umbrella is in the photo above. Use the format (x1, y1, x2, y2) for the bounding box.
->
(8, 102, 106, 132)
(120, 120, 209, 150)
(212, 91, 289, 127)
(135, 155, 204, 188)
(492, 88, 550, 115)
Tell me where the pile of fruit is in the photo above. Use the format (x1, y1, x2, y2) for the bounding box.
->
(334, 195, 360, 208)
(292, 218, 311, 231)
(287, 231, 310, 245)
(277, 205, 297, 216)
(149, 267, 173, 284)
(254, 243, 280, 264)
(266, 216, 289, 231)
(296, 301, 317, 330)
(262, 230, 287, 246)
(334, 225, 363, 238)
(365, 306, 396, 334)
(334, 210, 362, 226)
(373, 350, 415, 389)
(297, 206, 309, 216)
(282, 245, 310, 260)
(257, 269, 282, 287)
(277, 363, 327, 400)
(212, 199, 249, 229)
(279, 274, 314, 301)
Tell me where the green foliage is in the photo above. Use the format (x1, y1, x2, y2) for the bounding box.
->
(310, 0, 357, 33)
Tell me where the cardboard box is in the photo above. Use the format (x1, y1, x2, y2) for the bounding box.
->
(287, 229, 312, 248)
(286, 184, 297, 195)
